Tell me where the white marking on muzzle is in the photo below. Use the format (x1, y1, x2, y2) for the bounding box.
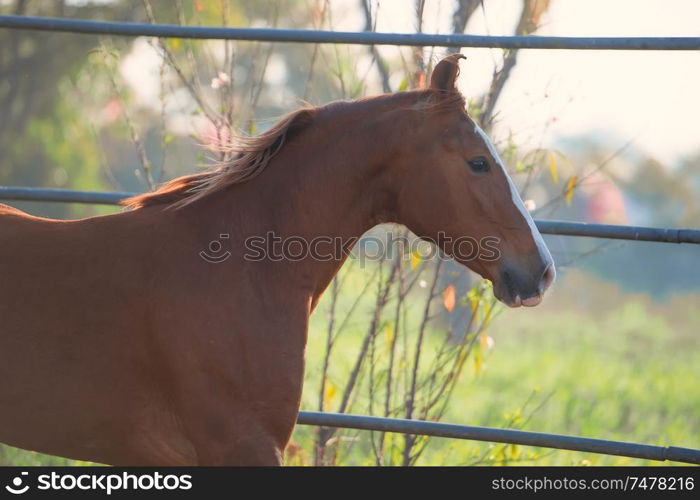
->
(474, 124, 554, 269)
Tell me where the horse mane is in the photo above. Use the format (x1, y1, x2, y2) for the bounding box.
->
(122, 106, 317, 210)
(122, 88, 464, 210)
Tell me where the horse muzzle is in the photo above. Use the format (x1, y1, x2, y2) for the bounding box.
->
(494, 259, 555, 308)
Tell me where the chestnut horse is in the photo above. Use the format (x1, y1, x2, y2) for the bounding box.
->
(0, 55, 554, 465)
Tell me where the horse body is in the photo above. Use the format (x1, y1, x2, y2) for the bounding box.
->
(0, 95, 392, 464)
(0, 200, 310, 464)
(0, 56, 554, 465)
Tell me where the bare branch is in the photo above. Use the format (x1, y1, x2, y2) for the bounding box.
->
(360, 0, 391, 93)
(534, 136, 636, 217)
(99, 45, 155, 191)
(480, 0, 551, 130)
(141, 0, 220, 125)
(402, 260, 442, 465)
(447, 0, 482, 54)
(314, 276, 340, 465)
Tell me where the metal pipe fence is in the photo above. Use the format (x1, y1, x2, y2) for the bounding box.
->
(297, 411, 700, 465)
(1, 15, 700, 50)
(0, 187, 133, 206)
(2, 186, 699, 244)
(2, 14, 699, 466)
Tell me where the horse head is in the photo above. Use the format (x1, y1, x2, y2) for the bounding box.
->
(395, 54, 555, 307)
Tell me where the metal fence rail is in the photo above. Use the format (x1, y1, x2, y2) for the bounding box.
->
(0, 186, 133, 206)
(297, 411, 700, 465)
(3, 186, 700, 244)
(2, 15, 700, 50)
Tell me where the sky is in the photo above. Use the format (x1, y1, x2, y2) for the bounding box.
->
(328, 0, 700, 165)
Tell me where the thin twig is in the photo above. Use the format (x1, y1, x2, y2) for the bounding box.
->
(402, 260, 442, 465)
(360, 0, 391, 93)
(142, 0, 220, 125)
(99, 44, 154, 190)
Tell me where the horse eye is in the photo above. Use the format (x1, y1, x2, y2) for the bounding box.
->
(468, 157, 490, 173)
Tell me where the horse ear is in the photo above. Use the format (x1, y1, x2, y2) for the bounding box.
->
(429, 54, 466, 92)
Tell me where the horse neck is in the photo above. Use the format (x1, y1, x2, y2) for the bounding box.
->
(202, 96, 416, 307)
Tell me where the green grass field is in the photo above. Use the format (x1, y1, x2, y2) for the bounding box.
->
(292, 268, 700, 466)
(2, 268, 698, 466)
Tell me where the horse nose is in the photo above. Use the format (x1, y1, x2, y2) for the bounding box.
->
(539, 263, 555, 295)
(519, 264, 554, 307)
(497, 257, 555, 308)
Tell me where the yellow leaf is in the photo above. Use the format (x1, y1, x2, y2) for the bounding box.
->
(467, 288, 480, 312)
(548, 151, 559, 184)
(410, 249, 422, 270)
(481, 302, 492, 328)
(385, 324, 393, 345)
(564, 175, 578, 205)
(470, 297, 479, 313)
(324, 382, 336, 410)
(473, 349, 483, 376)
(511, 407, 523, 425)
(443, 285, 456, 312)
(507, 443, 521, 460)
(170, 38, 181, 51)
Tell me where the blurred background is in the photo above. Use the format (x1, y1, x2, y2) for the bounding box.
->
(0, 0, 698, 465)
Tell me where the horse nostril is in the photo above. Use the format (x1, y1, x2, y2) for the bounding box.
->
(540, 264, 555, 294)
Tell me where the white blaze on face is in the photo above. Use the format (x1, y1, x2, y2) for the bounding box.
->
(473, 124, 554, 267)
